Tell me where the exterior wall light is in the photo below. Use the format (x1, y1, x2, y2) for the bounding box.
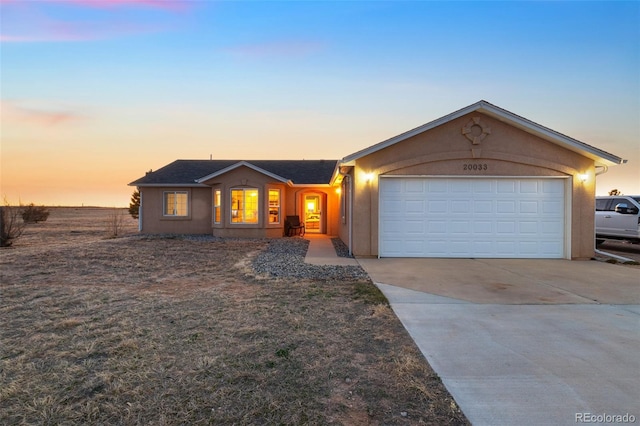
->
(578, 173, 589, 183)
(364, 173, 374, 183)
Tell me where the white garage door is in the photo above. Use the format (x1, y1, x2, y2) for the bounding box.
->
(379, 178, 566, 258)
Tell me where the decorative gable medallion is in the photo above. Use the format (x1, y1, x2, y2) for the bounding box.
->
(462, 116, 491, 158)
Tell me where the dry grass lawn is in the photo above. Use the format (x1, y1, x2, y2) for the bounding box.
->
(0, 208, 468, 425)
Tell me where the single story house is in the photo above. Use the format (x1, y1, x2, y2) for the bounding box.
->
(130, 100, 625, 260)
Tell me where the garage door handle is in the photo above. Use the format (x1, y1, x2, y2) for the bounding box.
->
(604, 215, 612, 218)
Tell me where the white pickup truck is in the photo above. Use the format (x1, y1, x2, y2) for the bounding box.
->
(595, 195, 640, 246)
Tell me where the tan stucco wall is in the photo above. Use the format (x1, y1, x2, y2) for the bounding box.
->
(344, 112, 597, 259)
(139, 187, 213, 234)
(138, 165, 341, 238)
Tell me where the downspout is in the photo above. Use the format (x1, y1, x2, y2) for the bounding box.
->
(138, 188, 142, 232)
(345, 175, 353, 257)
(595, 165, 608, 176)
(349, 175, 353, 257)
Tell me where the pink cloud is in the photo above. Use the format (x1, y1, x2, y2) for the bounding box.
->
(62, 0, 190, 11)
(0, 0, 192, 43)
(225, 40, 326, 59)
(1, 101, 85, 126)
(0, 0, 189, 10)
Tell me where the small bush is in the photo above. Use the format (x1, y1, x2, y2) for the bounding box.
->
(21, 203, 50, 223)
(1, 203, 26, 247)
(105, 208, 126, 238)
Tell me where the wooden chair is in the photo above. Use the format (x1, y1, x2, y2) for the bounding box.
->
(285, 216, 305, 237)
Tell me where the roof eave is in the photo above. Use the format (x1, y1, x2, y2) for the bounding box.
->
(129, 183, 209, 188)
(291, 183, 332, 188)
(196, 160, 290, 184)
(340, 100, 625, 167)
(475, 102, 624, 167)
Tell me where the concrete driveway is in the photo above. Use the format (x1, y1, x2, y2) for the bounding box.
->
(358, 259, 640, 425)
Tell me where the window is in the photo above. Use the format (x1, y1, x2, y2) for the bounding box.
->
(268, 189, 280, 224)
(595, 199, 609, 211)
(231, 189, 258, 223)
(213, 189, 221, 224)
(610, 198, 627, 211)
(164, 191, 188, 216)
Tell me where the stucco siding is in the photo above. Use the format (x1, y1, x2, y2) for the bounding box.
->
(348, 112, 598, 259)
(140, 187, 212, 234)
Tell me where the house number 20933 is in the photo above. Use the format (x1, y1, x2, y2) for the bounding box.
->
(463, 163, 488, 171)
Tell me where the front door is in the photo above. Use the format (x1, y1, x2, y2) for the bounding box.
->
(304, 194, 322, 233)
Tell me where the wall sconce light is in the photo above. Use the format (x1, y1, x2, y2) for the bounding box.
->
(578, 173, 589, 183)
(335, 188, 342, 195)
(364, 172, 374, 183)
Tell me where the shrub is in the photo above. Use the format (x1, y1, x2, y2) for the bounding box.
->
(1, 202, 26, 247)
(129, 190, 140, 220)
(106, 208, 126, 238)
(21, 203, 50, 223)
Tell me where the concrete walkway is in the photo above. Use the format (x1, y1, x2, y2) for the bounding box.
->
(303, 234, 359, 266)
(359, 259, 640, 426)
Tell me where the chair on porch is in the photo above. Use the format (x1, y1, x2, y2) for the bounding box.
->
(285, 216, 305, 237)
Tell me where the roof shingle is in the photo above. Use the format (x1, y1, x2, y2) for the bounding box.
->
(129, 160, 338, 186)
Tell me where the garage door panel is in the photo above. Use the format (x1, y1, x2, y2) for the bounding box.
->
(540, 220, 563, 234)
(497, 200, 517, 214)
(380, 178, 566, 258)
(519, 221, 538, 234)
(473, 200, 493, 213)
(451, 180, 472, 192)
(472, 241, 493, 255)
(427, 220, 447, 233)
(405, 220, 425, 234)
(540, 241, 563, 256)
(543, 180, 563, 193)
(519, 201, 539, 214)
(450, 220, 470, 234)
(520, 181, 539, 193)
(473, 221, 493, 234)
(428, 200, 448, 213)
(405, 200, 425, 214)
(428, 180, 448, 192)
(381, 199, 403, 214)
(381, 219, 404, 234)
(451, 200, 470, 213)
(497, 221, 516, 234)
(473, 180, 493, 193)
(382, 239, 403, 255)
(542, 200, 563, 213)
(406, 180, 425, 193)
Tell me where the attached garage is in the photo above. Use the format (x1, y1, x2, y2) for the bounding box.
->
(338, 101, 625, 260)
(379, 177, 567, 258)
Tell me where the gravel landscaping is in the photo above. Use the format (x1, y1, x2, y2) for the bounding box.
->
(252, 237, 369, 281)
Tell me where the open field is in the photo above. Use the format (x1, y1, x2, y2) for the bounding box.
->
(0, 208, 467, 425)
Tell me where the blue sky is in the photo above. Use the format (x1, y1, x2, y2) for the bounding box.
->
(1, 0, 638, 206)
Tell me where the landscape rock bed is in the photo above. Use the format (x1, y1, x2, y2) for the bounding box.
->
(251, 238, 370, 281)
(331, 237, 353, 258)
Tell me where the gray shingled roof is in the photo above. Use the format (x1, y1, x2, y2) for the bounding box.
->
(129, 160, 338, 186)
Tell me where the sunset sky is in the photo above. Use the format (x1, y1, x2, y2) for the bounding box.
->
(1, 0, 638, 207)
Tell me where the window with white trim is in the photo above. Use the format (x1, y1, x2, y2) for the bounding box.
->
(268, 189, 280, 224)
(213, 189, 221, 224)
(164, 191, 188, 216)
(231, 188, 258, 223)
